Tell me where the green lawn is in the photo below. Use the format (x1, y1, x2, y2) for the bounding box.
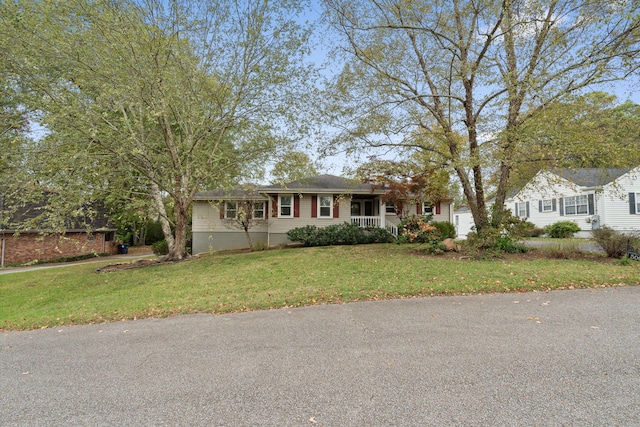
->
(1, 244, 638, 330)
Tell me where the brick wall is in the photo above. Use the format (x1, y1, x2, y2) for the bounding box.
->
(1, 232, 118, 265)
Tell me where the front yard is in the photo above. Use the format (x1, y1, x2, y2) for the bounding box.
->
(1, 244, 638, 330)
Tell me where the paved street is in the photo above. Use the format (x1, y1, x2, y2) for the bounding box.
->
(2, 286, 639, 426)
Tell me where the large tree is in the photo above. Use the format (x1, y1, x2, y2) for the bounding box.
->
(507, 93, 640, 191)
(1, 0, 313, 260)
(321, 0, 640, 230)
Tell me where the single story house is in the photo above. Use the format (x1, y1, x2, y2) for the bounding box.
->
(454, 166, 640, 239)
(0, 197, 117, 266)
(192, 174, 454, 253)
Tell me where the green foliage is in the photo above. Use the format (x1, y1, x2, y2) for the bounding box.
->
(152, 239, 169, 256)
(544, 221, 581, 239)
(144, 220, 165, 245)
(286, 223, 395, 247)
(270, 152, 318, 185)
(322, 0, 640, 234)
(592, 226, 640, 259)
(396, 215, 448, 254)
(0, 0, 313, 261)
(431, 221, 456, 239)
(465, 227, 528, 256)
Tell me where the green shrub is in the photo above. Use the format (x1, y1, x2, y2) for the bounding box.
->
(397, 215, 441, 250)
(465, 226, 528, 255)
(144, 220, 165, 245)
(529, 227, 545, 237)
(431, 221, 456, 239)
(286, 223, 395, 247)
(544, 221, 581, 238)
(152, 239, 169, 255)
(592, 226, 640, 258)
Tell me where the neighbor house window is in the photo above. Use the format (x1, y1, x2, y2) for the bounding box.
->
(225, 202, 238, 219)
(564, 195, 588, 215)
(635, 193, 640, 214)
(542, 199, 554, 212)
(422, 203, 434, 214)
(253, 202, 265, 219)
(516, 202, 527, 217)
(318, 195, 333, 218)
(279, 195, 293, 218)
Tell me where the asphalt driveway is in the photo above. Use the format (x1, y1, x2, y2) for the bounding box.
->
(2, 286, 639, 426)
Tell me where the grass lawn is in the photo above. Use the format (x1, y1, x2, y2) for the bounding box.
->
(1, 244, 638, 330)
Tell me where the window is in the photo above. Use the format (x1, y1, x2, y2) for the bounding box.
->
(253, 202, 265, 219)
(564, 195, 588, 215)
(385, 203, 396, 214)
(225, 202, 237, 219)
(319, 195, 332, 217)
(635, 193, 640, 214)
(279, 195, 293, 218)
(422, 203, 434, 214)
(351, 201, 361, 216)
(542, 199, 554, 212)
(517, 203, 527, 217)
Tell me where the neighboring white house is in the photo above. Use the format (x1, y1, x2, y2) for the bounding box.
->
(192, 174, 454, 253)
(455, 166, 640, 239)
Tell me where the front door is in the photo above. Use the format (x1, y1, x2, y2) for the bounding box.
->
(364, 200, 373, 216)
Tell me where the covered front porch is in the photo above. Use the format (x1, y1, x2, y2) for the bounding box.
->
(349, 196, 399, 236)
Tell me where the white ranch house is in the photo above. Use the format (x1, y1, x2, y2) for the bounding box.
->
(192, 174, 454, 253)
(454, 166, 640, 239)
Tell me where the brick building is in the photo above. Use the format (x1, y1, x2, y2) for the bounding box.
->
(0, 196, 117, 266)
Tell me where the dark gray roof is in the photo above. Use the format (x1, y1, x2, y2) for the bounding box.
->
(1, 193, 115, 233)
(194, 184, 268, 201)
(195, 175, 384, 200)
(261, 174, 381, 193)
(551, 168, 630, 187)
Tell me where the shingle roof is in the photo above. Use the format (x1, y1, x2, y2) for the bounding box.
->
(551, 168, 630, 187)
(194, 184, 268, 201)
(195, 175, 384, 200)
(0, 193, 114, 232)
(261, 174, 380, 193)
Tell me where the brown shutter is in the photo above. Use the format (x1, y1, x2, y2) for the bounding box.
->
(271, 196, 278, 218)
(416, 203, 422, 214)
(435, 202, 441, 215)
(220, 203, 225, 219)
(294, 195, 300, 218)
(311, 196, 317, 218)
(333, 195, 340, 218)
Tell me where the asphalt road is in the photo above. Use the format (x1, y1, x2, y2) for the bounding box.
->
(2, 286, 639, 426)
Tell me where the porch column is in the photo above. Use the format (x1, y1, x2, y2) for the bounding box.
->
(379, 198, 385, 229)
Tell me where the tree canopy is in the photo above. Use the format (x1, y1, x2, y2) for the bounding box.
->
(321, 0, 640, 230)
(1, 0, 314, 259)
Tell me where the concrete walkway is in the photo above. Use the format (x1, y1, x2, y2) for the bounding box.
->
(2, 286, 639, 426)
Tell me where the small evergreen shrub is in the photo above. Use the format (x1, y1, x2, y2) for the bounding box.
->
(152, 239, 169, 255)
(431, 221, 456, 239)
(592, 226, 640, 258)
(544, 221, 581, 238)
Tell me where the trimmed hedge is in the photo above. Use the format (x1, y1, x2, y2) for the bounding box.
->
(287, 223, 395, 247)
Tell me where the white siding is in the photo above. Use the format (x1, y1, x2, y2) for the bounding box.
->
(454, 209, 475, 239)
(192, 201, 269, 233)
(509, 171, 592, 234)
(601, 167, 640, 233)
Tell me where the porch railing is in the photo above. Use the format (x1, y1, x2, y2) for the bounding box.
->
(351, 216, 399, 237)
(351, 216, 381, 228)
